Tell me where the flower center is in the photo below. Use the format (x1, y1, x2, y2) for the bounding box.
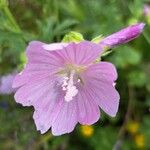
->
(57, 64, 86, 102)
(62, 70, 80, 102)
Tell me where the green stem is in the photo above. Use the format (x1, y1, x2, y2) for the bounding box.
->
(2, 2, 21, 33)
(113, 86, 134, 150)
(143, 31, 150, 46)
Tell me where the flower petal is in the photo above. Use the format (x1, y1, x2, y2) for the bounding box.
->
(82, 69, 120, 117)
(34, 92, 78, 136)
(13, 65, 57, 88)
(87, 81, 119, 117)
(33, 93, 63, 134)
(13, 41, 65, 88)
(53, 41, 103, 65)
(85, 62, 117, 82)
(76, 86, 100, 125)
(51, 100, 78, 136)
(26, 41, 65, 65)
(14, 76, 58, 106)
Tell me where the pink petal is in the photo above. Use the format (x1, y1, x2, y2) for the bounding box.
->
(85, 62, 117, 82)
(54, 41, 103, 65)
(13, 65, 58, 88)
(13, 41, 65, 88)
(14, 76, 58, 106)
(33, 93, 78, 135)
(87, 81, 119, 117)
(76, 86, 100, 125)
(51, 100, 77, 135)
(82, 67, 120, 117)
(33, 93, 63, 134)
(26, 41, 64, 65)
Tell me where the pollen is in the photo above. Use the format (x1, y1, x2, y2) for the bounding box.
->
(62, 70, 79, 102)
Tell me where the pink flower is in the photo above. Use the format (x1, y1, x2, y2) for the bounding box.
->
(0, 73, 16, 95)
(13, 41, 119, 135)
(13, 23, 144, 135)
(99, 23, 145, 48)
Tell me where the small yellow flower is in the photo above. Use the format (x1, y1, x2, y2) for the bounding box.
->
(134, 134, 145, 149)
(80, 125, 94, 137)
(126, 121, 139, 135)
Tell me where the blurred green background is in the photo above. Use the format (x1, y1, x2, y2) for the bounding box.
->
(0, 0, 150, 149)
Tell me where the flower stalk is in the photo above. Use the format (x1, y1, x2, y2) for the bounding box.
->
(0, 0, 21, 33)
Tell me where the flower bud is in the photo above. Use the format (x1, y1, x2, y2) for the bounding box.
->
(99, 23, 145, 49)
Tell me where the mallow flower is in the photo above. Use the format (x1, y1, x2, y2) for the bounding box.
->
(13, 23, 144, 135)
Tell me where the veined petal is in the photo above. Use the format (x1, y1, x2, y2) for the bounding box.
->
(33, 93, 78, 135)
(52, 100, 78, 136)
(26, 41, 65, 65)
(13, 41, 65, 88)
(82, 68, 120, 117)
(85, 62, 117, 82)
(33, 93, 63, 134)
(86, 80, 120, 117)
(13, 64, 58, 88)
(14, 76, 59, 106)
(76, 86, 100, 125)
(53, 41, 103, 65)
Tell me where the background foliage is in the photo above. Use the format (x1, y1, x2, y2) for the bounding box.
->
(0, 0, 150, 149)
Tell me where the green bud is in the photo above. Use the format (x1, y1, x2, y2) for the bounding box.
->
(62, 31, 84, 42)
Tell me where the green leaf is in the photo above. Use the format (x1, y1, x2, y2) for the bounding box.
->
(90, 126, 118, 150)
(127, 70, 147, 87)
(109, 46, 142, 68)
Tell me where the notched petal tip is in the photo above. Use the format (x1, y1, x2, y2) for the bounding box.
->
(108, 91, 120, 117)
(51, 126, 75, 136)
(33, 111, 48, 134)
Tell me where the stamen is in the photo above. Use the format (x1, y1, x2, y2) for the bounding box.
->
(77, 79, 81, 82)
(62, 70, 78, 102)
